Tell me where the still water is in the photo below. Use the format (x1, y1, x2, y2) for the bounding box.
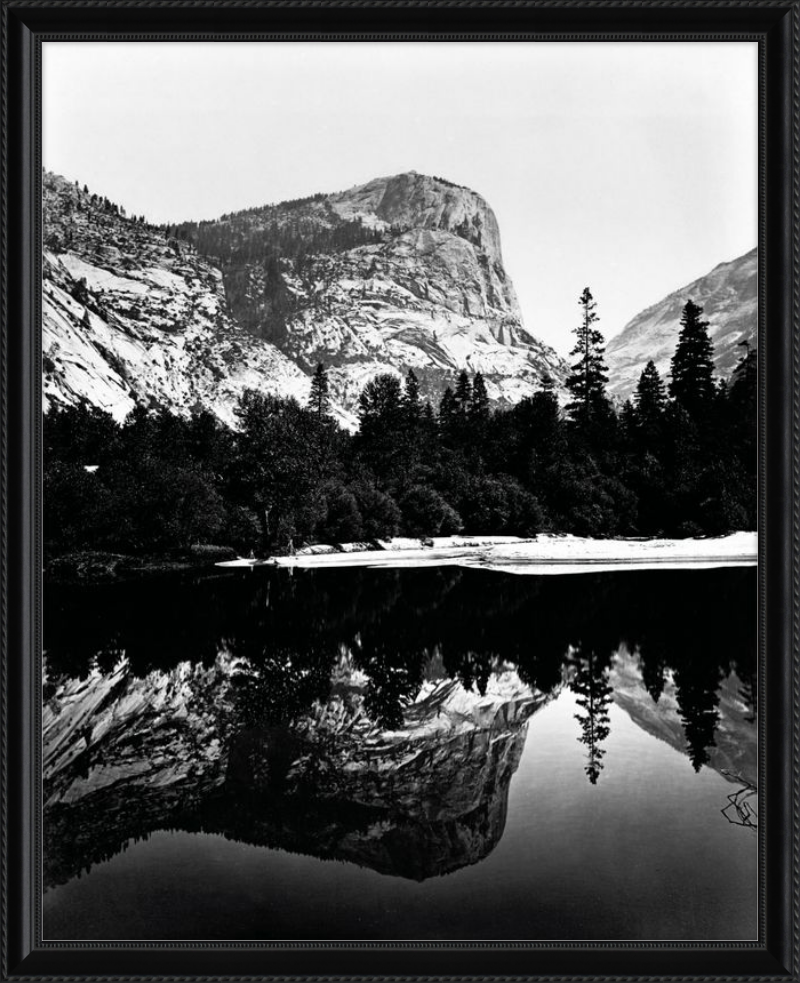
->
(42, 566, 758, 941)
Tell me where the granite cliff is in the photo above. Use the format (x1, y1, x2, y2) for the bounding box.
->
(43, 170, 567, 427)
(43, 173, 316, 427)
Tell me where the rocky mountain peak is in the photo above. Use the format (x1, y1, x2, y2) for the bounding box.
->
(329, 171, 504, 264)
(43, 169, 567, 426)
(174, 172, 566, 411)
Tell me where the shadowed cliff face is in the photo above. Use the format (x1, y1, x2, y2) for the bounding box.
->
(43, 654, 544, 887)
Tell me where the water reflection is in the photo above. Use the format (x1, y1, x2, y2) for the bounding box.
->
(570, 648, 614, 784)
(43, 567, 757, 894)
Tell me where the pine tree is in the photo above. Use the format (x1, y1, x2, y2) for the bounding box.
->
(308, 363, 330, 419)
(669, 300, 716, 416)
(674, 660, 722, 772)
(454, 370, 472, 414)
(357, 374, 404, 487)
(439, 386, 456, 423)
(540, 371, 556, 393)
(565, 287, 610, 428)
(469, 372, 490, 426)
(634, 360, 667, 451)
(399, 369, 422, 482)
(729, 340, 757, 413)
(438, 386, 457, 447)
(635, 360, 667, 421)
(403, 369, 421, 425)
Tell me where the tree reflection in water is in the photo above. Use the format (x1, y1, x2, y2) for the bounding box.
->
(570, 647, 614, 784)
(45, 566, 757, 758)
(43, 566, 757, 887)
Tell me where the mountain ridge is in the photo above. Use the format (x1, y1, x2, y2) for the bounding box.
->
(43, 169, 568, 425)
(174, 170, 567, 411)
(606, 248, 757, 400)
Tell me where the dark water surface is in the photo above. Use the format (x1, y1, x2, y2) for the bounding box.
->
(43, 566, 758, 941)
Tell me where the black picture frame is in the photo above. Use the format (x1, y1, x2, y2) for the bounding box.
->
(0, 2, 796, 978)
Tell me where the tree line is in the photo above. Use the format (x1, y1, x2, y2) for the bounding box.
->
(44, 291, 756, 560)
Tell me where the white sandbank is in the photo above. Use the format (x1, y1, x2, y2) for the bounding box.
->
(216, 531, 757, 576)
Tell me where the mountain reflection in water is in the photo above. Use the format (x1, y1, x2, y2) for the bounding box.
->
(43, 566, 757, 939)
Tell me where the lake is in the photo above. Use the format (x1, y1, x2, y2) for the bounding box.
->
(42, 565, 758, 941)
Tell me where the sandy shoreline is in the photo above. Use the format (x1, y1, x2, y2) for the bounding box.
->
(216, 532, 757, 576)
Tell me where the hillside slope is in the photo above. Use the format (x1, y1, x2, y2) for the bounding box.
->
(606, 249, 757, 400)
(42, 174, 336, 427)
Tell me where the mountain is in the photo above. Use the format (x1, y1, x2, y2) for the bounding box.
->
(43, 171, 566, 428)
(42, 173, 322, 428)
(176, 171, 566, 412)
(605, 249, 757, 400)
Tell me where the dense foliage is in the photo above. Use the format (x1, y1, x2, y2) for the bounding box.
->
(44, 296, 756, 560)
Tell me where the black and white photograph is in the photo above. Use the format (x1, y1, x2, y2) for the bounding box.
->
(39, 39, 759, 943)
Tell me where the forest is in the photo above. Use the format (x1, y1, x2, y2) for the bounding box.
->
(43, 293, 757, 562)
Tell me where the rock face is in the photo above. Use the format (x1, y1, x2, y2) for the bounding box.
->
(42, 174, 338, 427)
(605, 248, 757, 400)
(178, 171, 567, 412)
(43, 653, 545, 887)
(43, 170, 566, 426)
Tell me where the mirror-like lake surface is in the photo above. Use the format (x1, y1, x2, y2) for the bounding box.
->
(43, 566, 757, 941)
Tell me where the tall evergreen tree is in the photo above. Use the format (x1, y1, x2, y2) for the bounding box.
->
(469, 372, 490, 426)
(439, 386, 456, 425)
(438, 385, 459, 449)
(403, 369, 421, 425)
(565, 287, 610, 428)
(674, 660, 722, 772)
(308, 363, 330, 419)
(398, 369, 423, 483)
(454, 370, 472, 415)
(729, 340, 757, 415)
(669, 300, 716, 416)
(634, 360, 667, 452)
(635, 360, 667, 421)
(357, 374, 404, 487)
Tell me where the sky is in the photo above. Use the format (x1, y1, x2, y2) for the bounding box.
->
(42, 41, 757, 357)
